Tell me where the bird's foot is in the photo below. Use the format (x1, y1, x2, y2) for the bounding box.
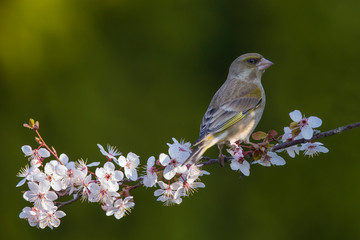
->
(218, 152, 225, 167)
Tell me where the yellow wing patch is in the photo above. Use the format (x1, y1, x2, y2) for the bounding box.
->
(217, 111, 245, 133)
(214, 98, 262, 135)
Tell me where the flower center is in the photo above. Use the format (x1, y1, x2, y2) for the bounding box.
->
(170, 159, 177, 166)
(149, 166, 156, 174)
(100, 189, 107, 197)
(67, 169, 74, 178)
(300, 118, 308, 127)
(37, 192, 45, 199)
(126, 162, 132, 168)
(105, 173, 111, 181)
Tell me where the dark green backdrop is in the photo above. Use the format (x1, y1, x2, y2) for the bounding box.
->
(1, 0, 360, 239)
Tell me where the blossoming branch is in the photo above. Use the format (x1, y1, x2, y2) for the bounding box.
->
(17, 111, 360, 229)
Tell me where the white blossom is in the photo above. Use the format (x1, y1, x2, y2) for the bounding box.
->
(167, 138, 192, 163)
(23, 181, 58, 210)
(38, 205, 66, 229)
(159, 153, 187, 180)
(143, 156, 157, 187)
(95, 162, 123, 191)
(22, 145, 51, 168)
(300, 142, 329, 157)
(227, 147, 250, 176)
(179, 178, 205, 197)
(57, 154, 86, 193)
(289, 110, 322, 140)
(44, 160, 68, 191)
(79, 175, 93, 201)
(88, 182, 120, 204)
(19, 206, 40, 227)
(154, 181, 183, 205)
(105, 196, 135, 219)
(22, 145, 51, 159)
(97, 144, 121, 161)
(254, 152, 286, 167)
(16, 165, 44, 187)
(277, 127, 301, 158)
(117, 152, 139, 181)
(75, 159, 89, 176)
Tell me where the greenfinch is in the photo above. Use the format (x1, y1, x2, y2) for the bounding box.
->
(184, 53, 273, 166)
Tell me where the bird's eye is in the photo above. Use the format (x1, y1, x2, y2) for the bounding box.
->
(247, 58, 258, 64)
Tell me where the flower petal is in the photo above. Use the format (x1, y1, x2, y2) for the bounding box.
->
(317, 146, 329, 153)
(301, 125, 314, 140)
(157, 181, 168, 189)
(230, 161, 240, 171)
(268, 152, 286, 166)
(127, 152, 139, 165)
(154, 189, 164, 197)
(97, 144, 107, 155)
(289, 110, 302, 122)
(104, 162, 115, 171)
(117, 156, 127, 167)
(159, 153, 170, 166)
(239, 161, 250, 176)
(176, 165, 187, 174)
(51, 180, 63, 191)
(27, 181, 39, 192)
(55, 164, 68, 177)
(171, 181, 183, 190)
(147, 156, 155, 168)
(308, 116, 322, 128)
(59, 153, 69, 165)
(21, 145, 33, 156)
(39, 180, 51, 192)
(114, 170, 124, 181)
(87, 162, 100, 167)
(39, 148, 51, 158)
(95, 167, 106, 178)
(46, 191, 58, 201)
(163, 165, 176, 180)
(55, 210, 66, 218)
(126, 168, 138, 181)
(16, 178, 27, 187)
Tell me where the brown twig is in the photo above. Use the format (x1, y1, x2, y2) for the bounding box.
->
(35, 130, 64, 165)
(56, 194, 81, 209)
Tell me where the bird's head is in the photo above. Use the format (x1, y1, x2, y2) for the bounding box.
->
(229, 53, 273, 80)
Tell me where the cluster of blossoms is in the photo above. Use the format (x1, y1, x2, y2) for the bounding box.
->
(226, 110, 329, 177)
(17, 110, 330, 229)
(144, 138, 209, 205)
(17, 120, 208, 229)
(279, 110, 329, 158)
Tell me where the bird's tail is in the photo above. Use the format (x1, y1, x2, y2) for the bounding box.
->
(182, 139, 212, 166)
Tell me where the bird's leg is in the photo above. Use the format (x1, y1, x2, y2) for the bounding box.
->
(217, 144, 225, 167)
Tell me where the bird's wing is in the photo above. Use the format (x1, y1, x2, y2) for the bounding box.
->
(197, 97, 262, 142)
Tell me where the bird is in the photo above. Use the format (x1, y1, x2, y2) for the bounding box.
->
(183, 53, 273, 166)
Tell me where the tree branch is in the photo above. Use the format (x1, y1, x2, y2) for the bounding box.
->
(272, 122, 360, 151)
(55, 122, 359, 209)
(56, 194, 81, 209)
(200, 122, 360, 166)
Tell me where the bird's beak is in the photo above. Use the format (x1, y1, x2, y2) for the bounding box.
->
(257, 57, 274, 71)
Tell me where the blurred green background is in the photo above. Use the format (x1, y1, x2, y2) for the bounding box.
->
(1, 0, 360, 239)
